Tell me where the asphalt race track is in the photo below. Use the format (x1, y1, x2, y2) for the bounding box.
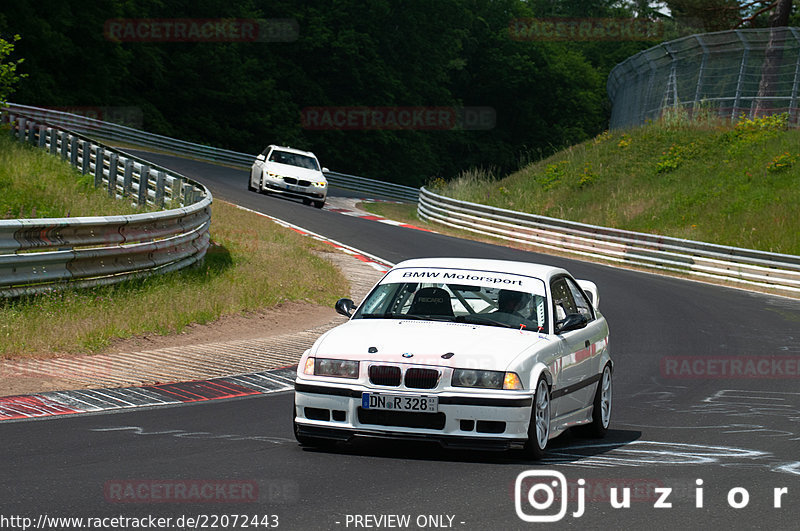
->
(2, 151, 799, 530)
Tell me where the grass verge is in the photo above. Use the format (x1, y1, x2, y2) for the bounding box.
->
(0, 133, 159, 218)
(0, 134, 347, 359)
(430, 114, 800, 255)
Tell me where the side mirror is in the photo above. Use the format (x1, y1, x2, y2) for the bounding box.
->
(256, 154, 266, 161)
(555, 313, 588, 334)
(335, 298, 356, 317)
(322, 167, 330, 173)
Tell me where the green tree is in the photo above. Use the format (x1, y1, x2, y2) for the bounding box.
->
(0, 34, 26, 105)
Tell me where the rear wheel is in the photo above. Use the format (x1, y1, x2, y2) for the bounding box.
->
(523, 377, 551, 460)
(588, 364, 612, 437)
(247, 175, 256, 192)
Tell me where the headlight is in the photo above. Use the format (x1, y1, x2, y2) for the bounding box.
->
(304, 357, 359, 379)
(267, 172, 281, 179)
(312, 181, 327, 187)
(452, 369, 523, 390)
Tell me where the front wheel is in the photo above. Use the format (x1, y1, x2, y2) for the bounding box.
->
(523, 377, 551, 460)
(259, 175, 271, 195)
(313, 200, 325, 209)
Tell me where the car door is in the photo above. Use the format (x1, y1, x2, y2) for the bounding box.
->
(549, 276, 603, 418)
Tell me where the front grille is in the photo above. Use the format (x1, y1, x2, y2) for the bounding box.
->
(357, 408, 446, 430)
(404, 368, 439, 389)
(298, 180, 311, 187)
(283, 177, 298, 185)
(369, 365, 401, 386)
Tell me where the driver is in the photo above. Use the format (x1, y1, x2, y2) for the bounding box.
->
(496, 289, 531, 315)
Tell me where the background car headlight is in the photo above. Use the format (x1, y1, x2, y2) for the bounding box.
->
(305, 357, 359, 378)
(452, 369, 522, 390)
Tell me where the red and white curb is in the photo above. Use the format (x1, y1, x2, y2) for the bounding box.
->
(324, 197, 433, 233)
(0, 368, 296, 422)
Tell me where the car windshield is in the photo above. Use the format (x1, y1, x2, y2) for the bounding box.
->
(353, 269, 549, 333)
(268, 150, 320, 171)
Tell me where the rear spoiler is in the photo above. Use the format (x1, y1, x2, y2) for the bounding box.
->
(576, 279, 599, 310)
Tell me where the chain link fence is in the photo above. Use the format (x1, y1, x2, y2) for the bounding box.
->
(608, 27, 800, 129)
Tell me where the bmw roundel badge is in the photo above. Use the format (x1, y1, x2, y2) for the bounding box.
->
(401, 352, 413, 358)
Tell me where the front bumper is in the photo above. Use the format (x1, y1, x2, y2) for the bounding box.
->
(294, 380, 534, 449)
(262, 177, 327, 200)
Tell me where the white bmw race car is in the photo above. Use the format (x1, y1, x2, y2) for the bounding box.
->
(249, 145, 328, 208)
(293, 257, 612, 458)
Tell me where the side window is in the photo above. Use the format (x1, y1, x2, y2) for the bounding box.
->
(550, 278, 577, 322)
(565, 278, 594, 322)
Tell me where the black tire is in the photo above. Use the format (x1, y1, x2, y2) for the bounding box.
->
(247, 174, 256, 192)
(313, 200, 325, 209)
(585, 364, 612, 438)
(523, 376, 551, 460)
(302, 198, 312, 205)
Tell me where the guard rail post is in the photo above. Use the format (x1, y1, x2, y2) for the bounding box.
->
(94, 146, 104, 187)
(137, 165, 150, 206)
(122, 159, 133, 197)
(108, 153, 118, 197)
(70, 136, 78, 166)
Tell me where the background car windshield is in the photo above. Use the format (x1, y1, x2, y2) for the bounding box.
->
(269, 150, 320, 171)
(353, 282, 548, 332)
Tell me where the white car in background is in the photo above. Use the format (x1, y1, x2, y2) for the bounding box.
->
(249, 145, 328, 208)
(293, 257, 612, 458)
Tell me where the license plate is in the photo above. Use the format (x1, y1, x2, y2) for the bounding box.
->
(285, 184, 302, 192)
(362, 392, 438, 413)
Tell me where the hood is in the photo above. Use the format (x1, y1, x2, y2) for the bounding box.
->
(264, 161, 326, 182)
(310, 319, 549, 371)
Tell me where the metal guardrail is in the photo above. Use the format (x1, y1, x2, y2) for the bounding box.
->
(418, 187, 800, 295)
(3, 103, 419, 202)
(3, 103, 255, 167)
(0, 111, 212, 298)
(323, 170, 419, 202)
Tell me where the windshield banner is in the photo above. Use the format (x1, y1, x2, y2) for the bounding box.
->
(383, 267, 546, 296)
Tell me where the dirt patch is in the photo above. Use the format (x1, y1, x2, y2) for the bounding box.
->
(100, 300, 337, 354)
(0, 301, 338, 398)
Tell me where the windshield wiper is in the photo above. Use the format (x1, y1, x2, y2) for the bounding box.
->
(455, 314, 528, 330)
(358, 313, 453, 322)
